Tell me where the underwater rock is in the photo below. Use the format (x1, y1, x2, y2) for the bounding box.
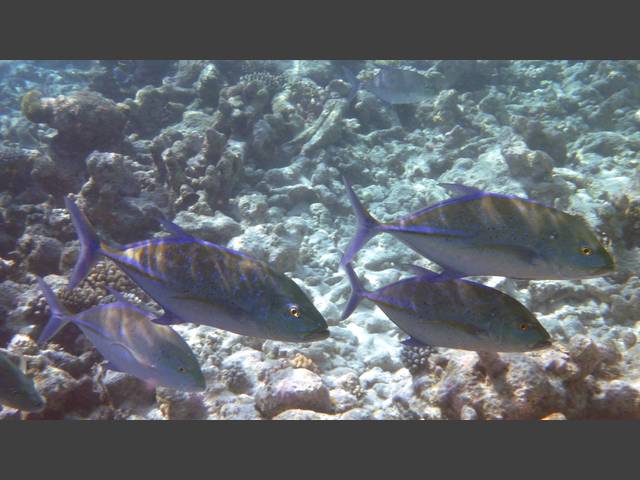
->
(79, 152, 161, 244)
(234, 193, 269, 224)
(103, 371, 157, 409)
(255, 368, 333, 418)
(272, 409, 336, 420)
(215, 75, 281, 138)
(502, 140, 555, 180)
(0, 147, 38, 195)
(284, 98, 348, 156)
(568, 335, 605, 379)
(157, 389, 208, 420)
(126, 85, 190, 138)
(195, 63, 223, 106)
(22, 90, 127, 153)
(229, 223, 302, 273)
(512, 118, 567, 165)
(18, 234, 63, 276)
(173, 211, 242, 244)
(31, 362, 97, 416)
(588, 380, 640, 419)
(435, 352, 565, 420)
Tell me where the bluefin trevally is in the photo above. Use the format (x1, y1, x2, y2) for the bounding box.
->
(340, 177, 615, 280)
(0, 349, 46, 412)
(64, 197, 329, 342)
(343, 64, 434, 105)
(341, 263, 551, 353)
(37, 278, 205, 392)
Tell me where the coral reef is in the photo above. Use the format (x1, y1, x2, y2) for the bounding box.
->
(1, 60, 639, 420)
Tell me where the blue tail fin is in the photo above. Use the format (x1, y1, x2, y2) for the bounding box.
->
(340, 176, 381, 267)
(341, 66, 361, 103)
(64, 197, 102, 289)
(36, 277, 73, 344)
(341, 263, 367, 321)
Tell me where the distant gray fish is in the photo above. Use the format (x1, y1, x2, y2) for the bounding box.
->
(343, 64, 434, 105)
(0, 350, 45, 412)
(64, 197, 329, 342)
(37, 278, 206, 392)
(342, 263, 551, 353)
(341, 177, 615, 280)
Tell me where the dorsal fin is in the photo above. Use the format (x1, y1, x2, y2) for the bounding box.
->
(439, 183, 483, 199)
(157, 216, 195, 240)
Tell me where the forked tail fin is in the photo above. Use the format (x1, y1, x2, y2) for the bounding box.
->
(64, 197, 102, 289)
(36, 277, 73, 344)
(340, 176, 381, 267)
(341, 262, 368, 321)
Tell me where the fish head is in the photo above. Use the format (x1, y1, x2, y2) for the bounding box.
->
(495, 308, 552, 352)
(263, 274, 330, 342)
(544, 213, 615, 279)
(154, 338, 206, 392)
(5, 381, 46, 412)
(0, 353, 46, 412)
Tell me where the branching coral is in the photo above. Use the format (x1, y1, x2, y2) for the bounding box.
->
(400, 343, 437, 374)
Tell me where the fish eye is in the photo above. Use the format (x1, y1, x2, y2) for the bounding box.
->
(288, 305, 301, 318)
(549, 232, 558, 240)
(519, 323, 528, 331)
(580, 246, 593, 256)
(178, 367, 186, 373)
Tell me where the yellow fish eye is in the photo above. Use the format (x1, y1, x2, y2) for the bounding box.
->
(580, 246, 593, 256)
(288, 305, 301, 318)
(520, 323, 528, 331)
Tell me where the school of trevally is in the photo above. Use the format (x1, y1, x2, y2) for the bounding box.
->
(0, 60, 638, 420)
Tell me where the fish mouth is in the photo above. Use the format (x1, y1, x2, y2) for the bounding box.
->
(593, 261, 615, 276)
(532, 339, 553, 350)
(304, 328, 330, 341)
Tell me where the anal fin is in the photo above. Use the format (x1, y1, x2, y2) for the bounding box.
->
(152, 311, 184, 326)
(401, 337, 430, 348)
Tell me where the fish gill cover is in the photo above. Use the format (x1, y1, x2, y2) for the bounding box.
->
(0, 60, 639, 420)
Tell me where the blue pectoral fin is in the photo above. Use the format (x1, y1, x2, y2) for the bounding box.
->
(152, 311, 184, 326)
(401, 337, 430, 348)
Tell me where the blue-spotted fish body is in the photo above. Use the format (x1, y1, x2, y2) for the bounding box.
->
(0, 349, 45, 412)
(37, 278, 205, 392)
(65, 198, 329, 343)
(341, 264, 551, 353)
(341, 178, 615, 280)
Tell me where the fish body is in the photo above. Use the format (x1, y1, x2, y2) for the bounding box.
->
(341, 178, 614, 280)
(0, 350, 45, 412)
(64, 197, 329, 343)
(37, 278, 205, 391)
(341, 264, 551, 352)
(343, 65, 433, 105)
